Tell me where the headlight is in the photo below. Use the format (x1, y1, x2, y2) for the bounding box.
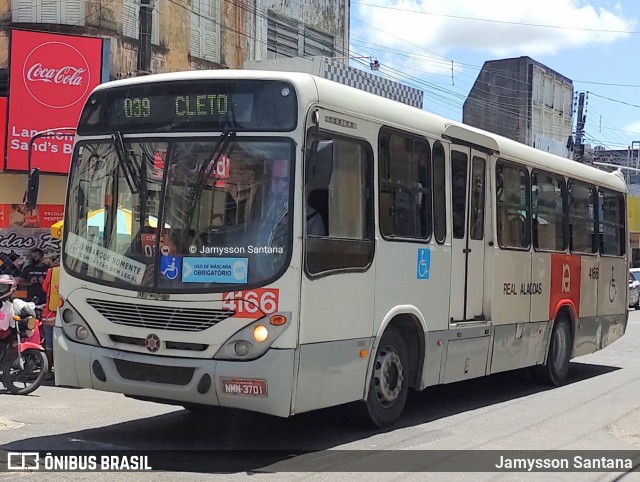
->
(26, 317, 37, 331)
(214, 313, 291, 361)
(60, 303, 100, 347)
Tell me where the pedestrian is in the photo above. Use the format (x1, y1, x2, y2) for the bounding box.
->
(19, 248, 49, 305)
(41, 261, 60, 380)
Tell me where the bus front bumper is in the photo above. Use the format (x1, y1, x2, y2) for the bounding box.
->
(53, 327, 295, 417)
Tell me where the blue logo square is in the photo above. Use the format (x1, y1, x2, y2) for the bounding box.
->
(417, 248, 430, 280)
(160, 255, 181, 280)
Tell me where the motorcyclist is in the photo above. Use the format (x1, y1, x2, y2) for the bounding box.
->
(0, 275, 38, 342)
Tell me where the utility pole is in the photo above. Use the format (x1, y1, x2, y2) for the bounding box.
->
(574, 92, 586, 162)
(137, 0, 155, 74)
(632, 140, 640, 185)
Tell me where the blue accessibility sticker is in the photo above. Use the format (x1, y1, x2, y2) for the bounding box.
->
(182, 257, 248, 284)
(160, 255, 181, 280)
(416, 248, 430, 280)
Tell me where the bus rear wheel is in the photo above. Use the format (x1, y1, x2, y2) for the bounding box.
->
(538, 315, 572, 386)
(362, 327, 409, 427)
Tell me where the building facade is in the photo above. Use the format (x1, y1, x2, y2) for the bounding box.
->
(0, 0, 349, 278)
(463, 56, 574, 159)
(2, 0, 349, 77)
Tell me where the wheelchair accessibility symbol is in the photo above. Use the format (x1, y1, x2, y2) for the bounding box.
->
(417, 248, 431, 280)
(160, 255, 181, 280)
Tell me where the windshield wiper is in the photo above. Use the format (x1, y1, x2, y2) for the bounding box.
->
(111, 131, 141, 193)
(186, 130, 236, 212)
(179, 131, 235, 249)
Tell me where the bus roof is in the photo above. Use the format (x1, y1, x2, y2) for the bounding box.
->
(92, 70, 626, 192)
(310, 75, 627, 193)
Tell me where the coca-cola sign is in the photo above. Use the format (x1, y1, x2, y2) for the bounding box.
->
(6, 30, 105, 172)
(23, 41, 91, 109)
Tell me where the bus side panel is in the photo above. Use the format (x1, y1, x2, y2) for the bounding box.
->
(374, 240, 450, 392)
(442, 335, 490, 383)
(579, 256, 599, 320)
(373, 241, 451, 333)
(574, 254, 600, 357)
(597, 256, 627, 316)
(595, 256, 627, 349)
(529, 251, 551, 322)
(422, 330, 446, 387)
(490, 247, 551, 374)
(490, 322, 548, 374)
(296, 272, 375, 409)
(491, 247, 532, 324)
(294, 338, 373, 414)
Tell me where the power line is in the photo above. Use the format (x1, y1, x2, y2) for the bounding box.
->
(588, 91, 640, 109)
(352, 2, 639, 34)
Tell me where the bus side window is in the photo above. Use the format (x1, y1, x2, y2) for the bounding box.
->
(496, 160, 530, 249)
(304, 131, 373, 276)
(599, 189, 625, 256)
(568, 180, 597, 254)
(378, 128, 431, 240)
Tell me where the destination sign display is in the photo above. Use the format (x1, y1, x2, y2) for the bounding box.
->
(77, 80, 297, 134)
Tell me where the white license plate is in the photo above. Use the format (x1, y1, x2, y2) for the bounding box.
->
(221, 378, 268, 397)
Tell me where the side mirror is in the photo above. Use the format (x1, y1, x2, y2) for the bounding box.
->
(24, 168, 40, 211)
(307, 140, 334, 187)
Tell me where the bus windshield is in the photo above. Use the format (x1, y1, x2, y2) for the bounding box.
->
(63, 136, 294, 292)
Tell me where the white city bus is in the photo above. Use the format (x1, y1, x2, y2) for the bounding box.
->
(51, 70, 628, 427)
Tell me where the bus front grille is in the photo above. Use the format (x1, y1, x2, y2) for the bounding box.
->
(87, 299, 234, 332)
(113, 359, 194, 385)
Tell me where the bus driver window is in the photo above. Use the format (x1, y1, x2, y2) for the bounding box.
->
(306, 189, 328, 236)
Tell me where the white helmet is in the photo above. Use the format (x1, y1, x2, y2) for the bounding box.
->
(0, 275, 16, 301)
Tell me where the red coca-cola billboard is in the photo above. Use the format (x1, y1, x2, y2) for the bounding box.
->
(6, 30, 105, 173)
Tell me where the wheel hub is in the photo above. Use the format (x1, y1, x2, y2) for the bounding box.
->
(373, 345, 404, 407)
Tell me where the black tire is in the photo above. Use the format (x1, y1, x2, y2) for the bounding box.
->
(1, 349, 49, 395)
(634, 301, 640, 310)
(538, 316, 572, 386)
(362, 327, 409, 427)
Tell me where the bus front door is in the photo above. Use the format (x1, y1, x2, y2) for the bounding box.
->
(449, 148, 487, 322)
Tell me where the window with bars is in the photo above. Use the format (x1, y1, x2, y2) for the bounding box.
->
(123, 0, 159, 46)
(303, 25, 335, 57)
(190, 0, 220, 63)
(268, 10, 335, 59)
(12, 0, 85, 25)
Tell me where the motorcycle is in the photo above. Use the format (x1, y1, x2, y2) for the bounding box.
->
(0, 303, 48, 395)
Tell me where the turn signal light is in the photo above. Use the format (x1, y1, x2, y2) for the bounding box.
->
(269, 315, 286, 326)
(58, 297, 64, 308)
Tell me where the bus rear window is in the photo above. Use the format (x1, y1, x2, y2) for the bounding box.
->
(77, 79, 298, 134)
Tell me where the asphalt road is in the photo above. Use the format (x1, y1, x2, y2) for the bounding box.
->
(2, 310, 640, 481)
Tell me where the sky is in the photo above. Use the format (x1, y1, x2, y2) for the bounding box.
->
(349, 0, 640, 154)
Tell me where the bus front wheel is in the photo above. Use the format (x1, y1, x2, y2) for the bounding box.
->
(538, 315, 572, 386)
(363, 326, 409, 427)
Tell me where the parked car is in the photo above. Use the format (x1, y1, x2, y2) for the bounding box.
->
(629, 269, 640, 309)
